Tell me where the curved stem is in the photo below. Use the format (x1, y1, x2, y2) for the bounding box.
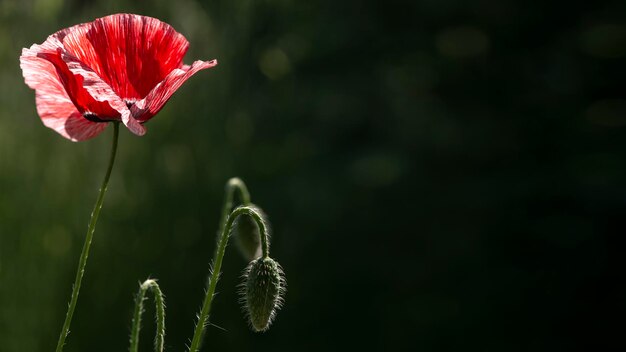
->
(55, 122, 120, 352)
(239, 206, 270, 259)
(188, 204, 269, 352)
(129, 279, 166, 352)
(230, 177, 251, 205)
(218, 178, 251, 236)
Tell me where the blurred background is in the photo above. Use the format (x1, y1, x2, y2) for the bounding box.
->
(1, 0, 625, 350)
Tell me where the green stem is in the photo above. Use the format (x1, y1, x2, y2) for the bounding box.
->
(187, 179, 263, 352)
(218, 178, 251, 235)
(129, 279, 166, 352)
(236, 206, 270, 259)
(55, 122, 120, 352)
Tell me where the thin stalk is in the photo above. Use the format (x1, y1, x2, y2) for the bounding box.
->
(189, 202, 269, 352)
(55, 122, 120, 352)
(228, 206, 270, 259)
(129, 279, 166, 352)
(218, 178, 251, 237)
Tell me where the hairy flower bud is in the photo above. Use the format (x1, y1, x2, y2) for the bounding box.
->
(232, 205, 268, 261)
(240, 257, 286, 332)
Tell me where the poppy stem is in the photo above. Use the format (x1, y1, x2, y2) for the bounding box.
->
(219, 178, 251, 231)
(129, 279, 166, 352)
(188, 179, 261, 352)
(55, 122, 120, 352)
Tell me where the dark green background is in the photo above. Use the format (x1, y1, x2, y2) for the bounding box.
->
(1, 0, 625, 350)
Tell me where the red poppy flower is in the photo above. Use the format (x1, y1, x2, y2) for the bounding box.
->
(20, 14, 217, 141)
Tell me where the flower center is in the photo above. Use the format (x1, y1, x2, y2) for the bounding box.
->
(83, 100, 136, 123)
(83, 112, 106, 123)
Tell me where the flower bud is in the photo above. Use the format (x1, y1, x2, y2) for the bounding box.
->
(240, 257, 286, 332)
(232, 204, 268, 261)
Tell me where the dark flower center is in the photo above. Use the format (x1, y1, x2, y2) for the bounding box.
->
(83, 100, 137, 123)
(83, 112, 106, 123)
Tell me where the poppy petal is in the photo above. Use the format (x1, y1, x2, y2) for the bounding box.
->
(20, 45, 108, 141)
(21, 25, 144, 136)
(60, 14, 190, 100)
(21, 14, 216, 140)
(30, 45, 144, 136)
(56, 51, 145, 136)
(131, 59, 218, 122)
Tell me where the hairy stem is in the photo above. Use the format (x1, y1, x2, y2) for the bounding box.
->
(235, 206, 270, 259)
(187, 179, 263, 352)
(55, 122, 119, 352)
(218, 178, 251, 237)
(129, 279, 166, 352)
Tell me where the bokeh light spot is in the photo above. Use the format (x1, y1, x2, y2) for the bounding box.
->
(33, 0, 64, 21)
(436, 26, 489, 58)
(581, 24, 626, 58)
(259, 47, 292, 80)
(349, 153, 406, 188)
(586, 99, 626, 126)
